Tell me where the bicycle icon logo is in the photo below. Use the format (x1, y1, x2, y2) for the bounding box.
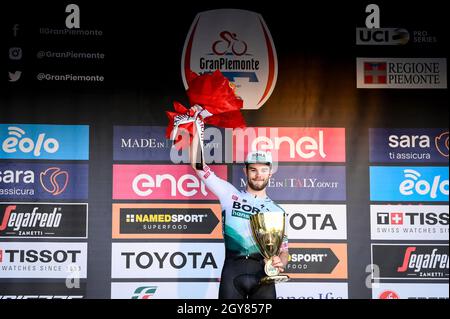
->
(212, 31, 248, 56)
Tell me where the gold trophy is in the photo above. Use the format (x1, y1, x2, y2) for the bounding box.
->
(250, 212, 290, 284)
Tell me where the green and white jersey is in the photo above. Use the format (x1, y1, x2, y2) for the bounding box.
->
(197, 165, 288, 257)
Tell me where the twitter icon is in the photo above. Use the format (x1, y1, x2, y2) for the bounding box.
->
(8, 71, 22, 82)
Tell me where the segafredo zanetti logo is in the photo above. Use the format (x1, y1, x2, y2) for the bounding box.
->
(182, 9, 278, 110)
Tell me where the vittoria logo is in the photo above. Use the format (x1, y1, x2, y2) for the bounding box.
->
(182, 9, 277, 109)
(111, 282, 220, 299)
(232, 127, 346, 162)
(372, 283, 449, 299)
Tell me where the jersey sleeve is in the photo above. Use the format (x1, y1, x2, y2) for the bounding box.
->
(195, 164, 239, 203)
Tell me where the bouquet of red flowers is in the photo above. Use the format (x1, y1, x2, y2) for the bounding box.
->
(166, 70, 246, 151)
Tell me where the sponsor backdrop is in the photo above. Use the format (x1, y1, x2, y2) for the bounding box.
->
(0, 2, 448, 299)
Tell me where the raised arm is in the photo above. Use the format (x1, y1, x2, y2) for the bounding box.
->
(190, 117, 239, 201)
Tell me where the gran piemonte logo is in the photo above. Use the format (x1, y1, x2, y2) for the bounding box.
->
(357, 58, 447, 89)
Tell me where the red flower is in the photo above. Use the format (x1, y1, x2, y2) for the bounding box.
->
(166, 70, 246, 149)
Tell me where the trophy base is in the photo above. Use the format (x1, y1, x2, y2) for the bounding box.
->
(260, 275, 290, 285)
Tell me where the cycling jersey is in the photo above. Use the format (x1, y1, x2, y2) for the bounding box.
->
(196, 165, 288, 257)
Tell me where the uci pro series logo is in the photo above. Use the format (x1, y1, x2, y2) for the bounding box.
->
(182, 9, 278, 110)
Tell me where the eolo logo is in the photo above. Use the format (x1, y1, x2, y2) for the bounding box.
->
(182, 9, 277, 110)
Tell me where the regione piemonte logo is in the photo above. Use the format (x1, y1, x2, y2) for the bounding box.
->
(0, 124, 89, 160)
(182, 9, 277, 109)
(356, 58, 447, 89)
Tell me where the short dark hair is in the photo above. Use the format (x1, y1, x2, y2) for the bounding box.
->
(245, 163, 271, 170)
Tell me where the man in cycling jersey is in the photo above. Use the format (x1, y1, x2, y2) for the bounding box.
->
(189, 114, 288, 299)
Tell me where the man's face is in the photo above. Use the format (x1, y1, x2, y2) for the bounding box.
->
(244, 163, 272, 191)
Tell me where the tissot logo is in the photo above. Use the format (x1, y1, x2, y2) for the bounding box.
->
(111, 243, 224, 278)
(0, 203, 88, 238)
(112, 203, 222, 239)
(372, 244, 449, 280)
(0, 242, 87, 278)
(369, 128, 449, 163)
(370, 166, 449, 202)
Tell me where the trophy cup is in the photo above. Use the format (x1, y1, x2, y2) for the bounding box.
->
(250, 212, 290, 284)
